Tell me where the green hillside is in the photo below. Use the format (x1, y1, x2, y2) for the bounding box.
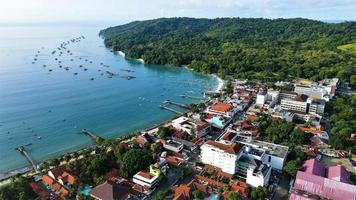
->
(100, 18, 356, 84)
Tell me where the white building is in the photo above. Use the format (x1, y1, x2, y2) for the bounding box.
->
(256, 89, 280, 108)
(241, 156, 272, 187)
(200, 140, 243, 174)
(280, 94, 309, 113)
(240, 141, 289, 171)
(309, 100, 325, 116)
(171, 116, 211, 137)
(133, 171, 159, 189)
(162, 140, 183, 152)
(294, 78, 338, 101)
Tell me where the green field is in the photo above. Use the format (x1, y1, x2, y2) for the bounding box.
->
(337, 43, 356, 54)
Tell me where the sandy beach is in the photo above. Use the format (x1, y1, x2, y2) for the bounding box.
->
(137, 58, 145, 63)
(213, 74, 224, 92)
(117, 50, 126, 57)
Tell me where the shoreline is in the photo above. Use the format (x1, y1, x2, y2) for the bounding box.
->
(212, 74, 224, 92)
(0, 52, 221, 184)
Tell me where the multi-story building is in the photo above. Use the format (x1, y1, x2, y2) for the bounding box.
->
(133, 171, 159, 194)
(171, 116, 211, 137)
(293, 78, 338, 101)
(200, 140, 243, 174)
(309, 99, 325, 116)
(280, 94, 309, 113)
(162, 139, 184, 153)
(256, 89, 279, 108)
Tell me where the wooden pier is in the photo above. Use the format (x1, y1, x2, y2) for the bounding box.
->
(16, 146, 38, 172)
(159, 105, 183, 115)
(81, 129, 102, 144)
(179, 94, 204, 100)
(163, 100, 190, 109)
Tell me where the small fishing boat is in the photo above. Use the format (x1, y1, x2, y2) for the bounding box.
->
(84, 68, 88, 71)
(74, 72, 78, 75)
(90, 77, 94, 80)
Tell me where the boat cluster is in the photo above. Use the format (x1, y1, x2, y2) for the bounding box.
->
(31, 35, 136, 81)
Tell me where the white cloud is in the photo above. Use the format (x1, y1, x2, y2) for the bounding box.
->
(0, 0, 355, 23)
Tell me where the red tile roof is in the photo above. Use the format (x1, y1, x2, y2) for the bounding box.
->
(136, 171, 154, 180)
(29, 181, 51, 200)
(211, 103, 233, 113)
(231, 181, 249, 197)
(205, 140, 242, 154)
(91, 180, 139, 200)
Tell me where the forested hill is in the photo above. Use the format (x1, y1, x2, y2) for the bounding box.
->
(100, 18, 356, 85)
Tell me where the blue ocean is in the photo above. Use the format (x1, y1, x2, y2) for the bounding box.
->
(0, 24, 218, 175)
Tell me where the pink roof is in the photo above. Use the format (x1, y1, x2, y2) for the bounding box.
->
(303, 159, 325, 177)
(289, 193, 316, 200)
(294, 171, 356, 200)
(327, 165, 350, 183)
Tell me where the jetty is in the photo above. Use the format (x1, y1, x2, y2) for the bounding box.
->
(16, 146, 38, 172)
(80, 129, 103, 144)
(159, 105, 183, 115)
(163, 100, 190, 109)
(179, 94, 204, 100)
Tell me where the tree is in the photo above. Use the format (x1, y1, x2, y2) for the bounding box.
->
(228, 192, 243, 200)
(120, 149, 153, 178)
(0, 177, 37, 200)
(304, 120, 312, 128)
(182, 166, 194, 177)
(154, 190, 167, 200)
(284, 160, 300, 177)
(291, 129, 313, 145)
(157, 127, 172, 138)
(150, 143, 160, 153)
(250, 186, 268, 200)
(192, 190, 204, 200)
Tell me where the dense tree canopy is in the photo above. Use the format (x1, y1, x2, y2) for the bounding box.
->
(0, 177, 37, 200)
(100, 18, 356, 84)
(327, 95, 356, 152)
(120, 149, 153, 178)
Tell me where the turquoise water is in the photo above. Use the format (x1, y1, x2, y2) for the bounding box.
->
(79, 186, 92, 196)
(0, 24, 217, 174)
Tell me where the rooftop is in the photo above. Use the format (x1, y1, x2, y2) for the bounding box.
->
(238, 139, 289, 159)
(204, 140, 243, 155)
(211, 103, 233, 113)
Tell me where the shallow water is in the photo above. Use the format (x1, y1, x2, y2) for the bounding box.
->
(0, 24, 217, 174)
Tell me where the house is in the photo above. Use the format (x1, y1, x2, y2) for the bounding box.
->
(162, 139, 184, 152)
(230, 181, 249, 197)
(29, 181, 51, 200)
(200, 140, 243, 174)
(135, 134, 153, 147)
(90, 179, 143, 200)
(206, 103, 237, 118)
(171, 116, 211, 137)
(132, 171, 159, 194)
(290, 159, 356, 200)
(48, 167, 75, 186)
(42, 175, 69, 197)
(149, 160, 167, 177)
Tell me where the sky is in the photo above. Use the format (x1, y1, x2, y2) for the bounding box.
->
(0, 0, 355, 24)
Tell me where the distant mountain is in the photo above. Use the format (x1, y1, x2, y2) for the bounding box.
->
(100, 17, 356, 85)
